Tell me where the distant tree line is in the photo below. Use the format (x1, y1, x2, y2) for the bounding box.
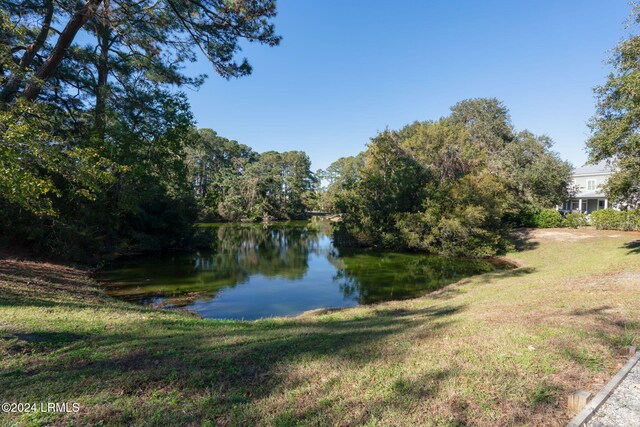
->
(186, 129, 317, 221)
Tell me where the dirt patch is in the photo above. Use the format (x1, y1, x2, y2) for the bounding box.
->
(532, 229, 594, 242)
(516, 228, 640, 243)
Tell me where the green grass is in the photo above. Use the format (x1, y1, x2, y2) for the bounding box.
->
(1, 229, 640, 426)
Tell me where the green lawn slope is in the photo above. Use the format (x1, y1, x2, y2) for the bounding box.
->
(1, 229, 639, 426)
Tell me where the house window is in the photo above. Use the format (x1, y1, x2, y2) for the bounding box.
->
(587, 179, 596, 191)
(598, 200, 605, 209)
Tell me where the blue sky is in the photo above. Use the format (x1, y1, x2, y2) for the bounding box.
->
(185, 0, 633, 170)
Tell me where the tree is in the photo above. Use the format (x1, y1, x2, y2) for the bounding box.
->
(317, 154, 365, 212)
(0, 1, 282, 260)
(187, 138, 317, 222)
(587, 7, 640, 207)
(1, 0, 280, 103)
(334, 99, 572, 257)
(186, 128, 255, 217)
(450, 98, 514, 156)
(500, 131, 572, 209)
(279, 151, 317, 217)
(0, 99, 114, 217)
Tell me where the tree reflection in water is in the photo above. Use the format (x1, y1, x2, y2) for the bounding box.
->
(96, 221, 506, 319)
(328, 249, 497, 304)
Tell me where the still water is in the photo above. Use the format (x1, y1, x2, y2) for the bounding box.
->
(96, 221, 505, 320)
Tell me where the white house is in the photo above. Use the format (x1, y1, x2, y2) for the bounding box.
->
(560, 160, 615, 214)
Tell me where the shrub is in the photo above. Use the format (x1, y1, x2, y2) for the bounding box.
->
(506, 208, 537, 228)
(532, 208, 563, 228)
(590, 209, 621, 230)
(562, 212, 588, 229)
(619, 210, 640, 231)
(590, 209, 640, 231)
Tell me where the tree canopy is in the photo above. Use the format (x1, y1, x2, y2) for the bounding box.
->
(0, 1, 281, 260)
(316, 154, 365, 213)
(587, 6, 640, 208)
(330, 99, 572, 257)
(187, 130, 318, 221)
(0, 2, 580, 261)
(1, 0, 280, 102)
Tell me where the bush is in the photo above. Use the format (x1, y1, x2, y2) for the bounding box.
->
(590, 209, 640, 231)
(532, 209, 563, 228)
(562, 212, 588, 229)
(590, 209, 621, 230)
(620, 211, 640, 231)
(506, 208, 537, 228)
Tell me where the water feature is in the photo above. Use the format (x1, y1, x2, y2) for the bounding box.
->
(95, 221, 507, 320)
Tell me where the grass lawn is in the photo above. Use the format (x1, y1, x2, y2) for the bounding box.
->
(1, 228, 640, 426)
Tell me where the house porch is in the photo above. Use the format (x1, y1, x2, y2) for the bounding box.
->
(560, 198, 608, 214)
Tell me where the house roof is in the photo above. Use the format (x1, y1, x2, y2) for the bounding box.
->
(573, 160, 614, 176)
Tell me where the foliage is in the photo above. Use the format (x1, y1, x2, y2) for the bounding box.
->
(532, 209, 591, 230)
(500, 131, 572, 209)
(316, 154, 365, 212)
(0, 83, 201, 259)
(187, 132, 318, 221)
(531, 209, 563, 228)
(222, 151, 317, 221)
(0, 100, 114, 216)
(1, 0, 280, 102)
(590, 209, 640, 231)
(0, 0, 281, 260)
(334, 99, 573, 256)
(562, 212, 588, 229)
(587, 7, 640, 207)
(186, 129, 256, 219)
(600, 164, 640, 210)
(449, 97, 514, 154)
(507, 208, 539, 228)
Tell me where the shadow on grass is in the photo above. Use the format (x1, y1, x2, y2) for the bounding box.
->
(0, 260, 116, 310)
(0, 304, 464, 425)
(1, 332, 89, 355)
(571, 305, 613, 317)
(509, 228, 540, 253)
(555, 305, 638, 374)
(623, 240, 640, 255)
(390, 368, 452, 400)
(475, 266, 536, 285)
(428, 264, 535, 302)
(5, 332, 88, 344)
(569, 306, 639, 349)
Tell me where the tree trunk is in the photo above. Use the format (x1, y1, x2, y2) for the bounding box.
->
(0, 0, 54, 104)
(23, 0, 103, 101)
(93, 3, 111, 144)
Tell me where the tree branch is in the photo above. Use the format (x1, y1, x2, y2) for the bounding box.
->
(22, 0, 103, 101)
(0, 0, 54, 103)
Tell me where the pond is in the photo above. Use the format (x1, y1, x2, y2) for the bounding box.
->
(95, 221, 507, 320)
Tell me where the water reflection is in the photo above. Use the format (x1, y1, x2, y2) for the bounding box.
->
(329, 249, 496, 304)
(96, 221, 505, 319)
